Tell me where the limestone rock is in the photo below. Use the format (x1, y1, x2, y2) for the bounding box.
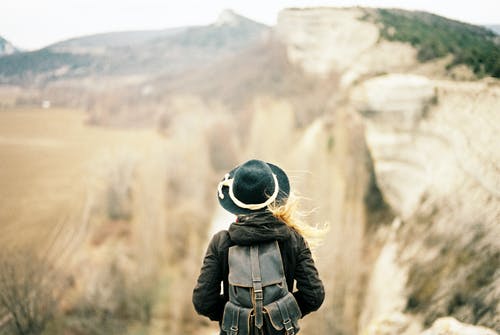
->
(350, 74, 435, 130)
(359, 238, 408, 331)
(276, 8, 379, 76)
(215, 9, 242, 26)
(350, 74, 436, 217)
(353, 74, 500, 330)
(276, 8, 419, 81)
(351, 75, 500, 218)
(341, 41, 418, 88)
(0, 36, 17, 56)
(420, 317, 499, 335)
(362, 312, 422, 335)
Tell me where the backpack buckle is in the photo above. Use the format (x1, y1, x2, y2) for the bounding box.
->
(230, 325, 238, 335)
(254, 289, 263, 301)
(283, 319, 295, 335)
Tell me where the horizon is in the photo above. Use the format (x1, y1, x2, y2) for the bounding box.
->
(1, 0, 500, 51)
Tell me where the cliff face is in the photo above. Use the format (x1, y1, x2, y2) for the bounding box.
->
(272, 8, 500, 335)
(276, 8, 380, 76)
(276, 8, 418, 84)
(352, 75, 500, 219)
(352, 75, 500, 332)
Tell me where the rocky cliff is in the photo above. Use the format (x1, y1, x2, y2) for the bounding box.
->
(268, 7, 500, 335)
(277, 8, 499, 81)
(353, 75, 500, 333)
(276, 8, 418, 83)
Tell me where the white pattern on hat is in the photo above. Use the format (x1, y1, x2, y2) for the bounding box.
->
(217, 173, 279, 210)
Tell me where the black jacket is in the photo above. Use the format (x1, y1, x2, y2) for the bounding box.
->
(192, 215, 325, 323)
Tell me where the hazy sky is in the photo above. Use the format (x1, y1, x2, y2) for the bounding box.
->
(2, 0, 499, 50)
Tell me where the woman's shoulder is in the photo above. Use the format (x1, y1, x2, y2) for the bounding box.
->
(281, 226, 309, 255)
(209, 230, 233, 251)
(287, 226, 307, 244)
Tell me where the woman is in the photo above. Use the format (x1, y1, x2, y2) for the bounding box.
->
(192, 159, 325, 334)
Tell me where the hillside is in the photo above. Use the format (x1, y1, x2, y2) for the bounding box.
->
(369, 9, 500, 77)
(0, 49, 94, 83)
(152, 36, 338, 125)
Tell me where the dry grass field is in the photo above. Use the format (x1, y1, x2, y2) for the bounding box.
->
(0, 107, 165, 252)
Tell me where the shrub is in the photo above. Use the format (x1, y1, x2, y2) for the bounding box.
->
(64, 264, 156, 335)
(0, 250, 64, 335)
(372, 8, 500, 78)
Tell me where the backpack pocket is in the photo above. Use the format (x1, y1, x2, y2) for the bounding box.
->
(221, 301, 252, 335)
(264, 292, 302, 335)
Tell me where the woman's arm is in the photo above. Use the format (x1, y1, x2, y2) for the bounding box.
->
(292, 237, 325, 317)
(192, 232, 226, 321)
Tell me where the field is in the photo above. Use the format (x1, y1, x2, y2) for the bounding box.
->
(0, 105, 220, 334)
(0, 107, 165, 252)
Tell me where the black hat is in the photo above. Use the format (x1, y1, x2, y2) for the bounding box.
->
(217, 159, 290, 215)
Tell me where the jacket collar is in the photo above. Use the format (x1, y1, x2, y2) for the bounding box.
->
(228, 212, 291, 245)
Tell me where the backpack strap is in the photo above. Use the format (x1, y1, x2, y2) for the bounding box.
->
(277, 298, 296, 335)
(229, 305, 240, 335)
(250, 245, 264, 329)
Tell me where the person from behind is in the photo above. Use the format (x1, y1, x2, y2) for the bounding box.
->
(193, 159, 325, 334)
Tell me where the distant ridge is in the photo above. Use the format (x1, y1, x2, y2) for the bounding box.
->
(49, 9, 267, 54)
(0, 10, 269, 84)
(49, 28, 188, 54)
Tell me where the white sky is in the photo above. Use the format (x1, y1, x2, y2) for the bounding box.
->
(1, 0, 499, 50)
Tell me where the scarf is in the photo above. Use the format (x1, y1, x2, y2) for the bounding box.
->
(228, 211, 291, 245)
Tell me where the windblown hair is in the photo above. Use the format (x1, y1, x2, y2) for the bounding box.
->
(268, 192, 328, 251)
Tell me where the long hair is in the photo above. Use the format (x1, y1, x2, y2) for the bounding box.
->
(268, 192, 328, 251)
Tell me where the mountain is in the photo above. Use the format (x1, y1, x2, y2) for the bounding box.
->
(0, 36, 18, 56)
(50, 9, 264, 54)
(0, 10, 269, 84)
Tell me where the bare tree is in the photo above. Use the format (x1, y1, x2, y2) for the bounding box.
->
(0, 250, 63, 335)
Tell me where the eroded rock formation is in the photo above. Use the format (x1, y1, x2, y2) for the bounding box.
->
(273, 7, 500, 335)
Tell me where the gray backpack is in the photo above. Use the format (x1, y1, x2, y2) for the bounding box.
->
(221, 241, 302, 335)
